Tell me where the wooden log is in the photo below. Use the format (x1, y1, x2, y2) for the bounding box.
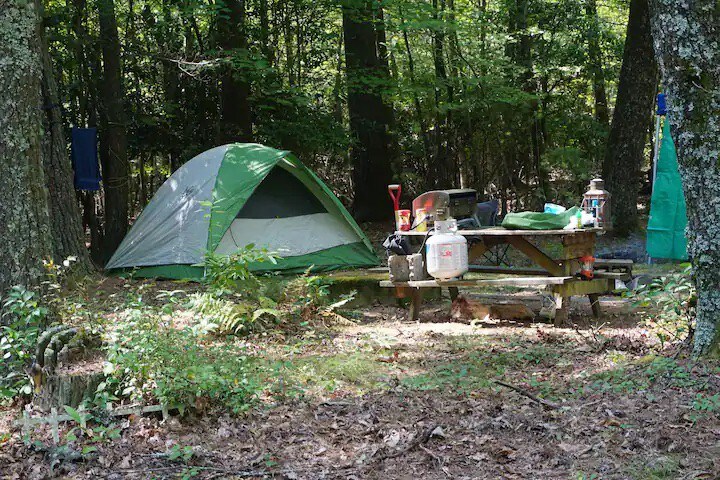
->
(450, 295, 535, 323)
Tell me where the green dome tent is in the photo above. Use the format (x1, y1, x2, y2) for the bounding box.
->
(106, 144, 378, 279)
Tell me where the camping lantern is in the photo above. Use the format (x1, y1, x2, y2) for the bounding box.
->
(581, 178, 611, 229)
(579, 255, 595, 280)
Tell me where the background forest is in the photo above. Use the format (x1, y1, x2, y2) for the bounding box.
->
(43, 0, 646, 264)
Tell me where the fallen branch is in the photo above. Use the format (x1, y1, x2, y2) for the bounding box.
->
(494, 380, 561, 410)
(373, 423, 439, 462)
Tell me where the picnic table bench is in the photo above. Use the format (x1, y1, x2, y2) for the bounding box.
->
(380, 227, 629, 325)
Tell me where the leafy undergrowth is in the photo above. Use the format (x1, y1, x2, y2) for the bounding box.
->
(2, 278, 720, 479)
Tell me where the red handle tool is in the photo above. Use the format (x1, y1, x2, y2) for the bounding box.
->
(388, 184, 401, 211)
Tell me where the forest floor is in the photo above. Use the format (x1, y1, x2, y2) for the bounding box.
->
(2, 278, 719, 480)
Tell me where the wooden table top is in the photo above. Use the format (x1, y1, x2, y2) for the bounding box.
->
(396, 227, 604, 237)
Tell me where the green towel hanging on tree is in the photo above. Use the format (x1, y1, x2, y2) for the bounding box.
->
(646, 119, 688, 260)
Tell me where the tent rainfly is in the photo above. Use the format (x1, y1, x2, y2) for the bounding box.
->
(106, 144, 379, 279)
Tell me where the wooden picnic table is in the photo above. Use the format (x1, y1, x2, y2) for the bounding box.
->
(381, 227, 619, 325)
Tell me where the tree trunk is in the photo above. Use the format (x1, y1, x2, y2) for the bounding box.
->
(586, 0, 610, 127)
(400, 7, 431, 170)
(431, 0, 454, 187)
(98, 0, 129, 263)
(0, 0, 53, 292)
(342, 0, 395, 221)
(217, 0, 253, 143)
(259, 0, 272, 64)
(602, 0, 657, 236)
(38, 1, 93, 271)
(507, 0, 538, 207)
(648, 0, 720, 355)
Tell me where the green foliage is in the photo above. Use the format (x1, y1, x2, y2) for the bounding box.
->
(581, 356, 700, 394)
(103, 307, 260, 412)
(168, 444, 195, 463)
(187, 292, 272, 335)
(282, 271, 332, 314)
(193, 250, 351, 336)
(2, 285, 49, 327)
(687, 393, 720, 423)
(630, 266, 696, 348)
(21, 404, 122, 466)
(203, 245, 278, 296)
(0, 257, 84, 401)
(0, 286, 49, 399)
(43, 0, 630, 218)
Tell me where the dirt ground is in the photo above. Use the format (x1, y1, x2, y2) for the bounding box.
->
(2, 286, 719, 479)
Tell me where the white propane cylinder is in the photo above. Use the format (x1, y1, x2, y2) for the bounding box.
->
(425, 219, 468, 281)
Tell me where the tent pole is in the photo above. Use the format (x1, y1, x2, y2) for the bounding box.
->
(651, 114, 662, 192)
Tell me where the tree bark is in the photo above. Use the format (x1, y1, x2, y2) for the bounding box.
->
(648, 0, 720, 356)
(98, 0, 129, 263)
(0, 0, 53, 292)
(506, 0, 540, 206)
(38, 0, 93, 271)
(342, 0, 395, 221)
(217, 0, 253, 143)
(586, 0, 610, 127)
(431, 0, 454, 187)
(602, 0, 657, 236)
(400, 7, 431, 169)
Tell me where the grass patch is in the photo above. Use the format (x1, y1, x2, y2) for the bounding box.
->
(262, 352, 399, 399)
(401, 339, 560, 393)
(625, 456, 680, 480)
(574, 355, 706, 396)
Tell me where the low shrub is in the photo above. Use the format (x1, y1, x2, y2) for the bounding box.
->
(203, 245, 278, 296)
(630, 266, 696, 348)
(103, 308, 260, 413)
(0, 286, 50, 399)
(193, 248, 352, 336)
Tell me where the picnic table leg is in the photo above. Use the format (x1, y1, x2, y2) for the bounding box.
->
(448, 287, 460, 301)
(588, 294, 601, 319)
(409, 288, 423, 321)
(553, 293, 569, 327)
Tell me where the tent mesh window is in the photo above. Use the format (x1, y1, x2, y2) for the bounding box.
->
(237, 166, 326, 219)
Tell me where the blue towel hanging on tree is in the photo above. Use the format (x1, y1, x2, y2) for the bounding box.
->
(71, 127, 101, 191)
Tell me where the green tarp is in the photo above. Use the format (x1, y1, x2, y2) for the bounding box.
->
(501, 207, 580, 230)
(647, 120, 688, 260)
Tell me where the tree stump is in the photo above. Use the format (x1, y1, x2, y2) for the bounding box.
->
(30, 326, 104, 411)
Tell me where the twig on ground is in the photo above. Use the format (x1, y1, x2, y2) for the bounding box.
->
(419, 444, 451, 478)
(574, 322, 609, 352)
(493, 380, 561, 410)
(373, 423, 439, 462)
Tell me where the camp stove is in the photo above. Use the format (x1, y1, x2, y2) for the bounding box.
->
(412, 189, 477, 225)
